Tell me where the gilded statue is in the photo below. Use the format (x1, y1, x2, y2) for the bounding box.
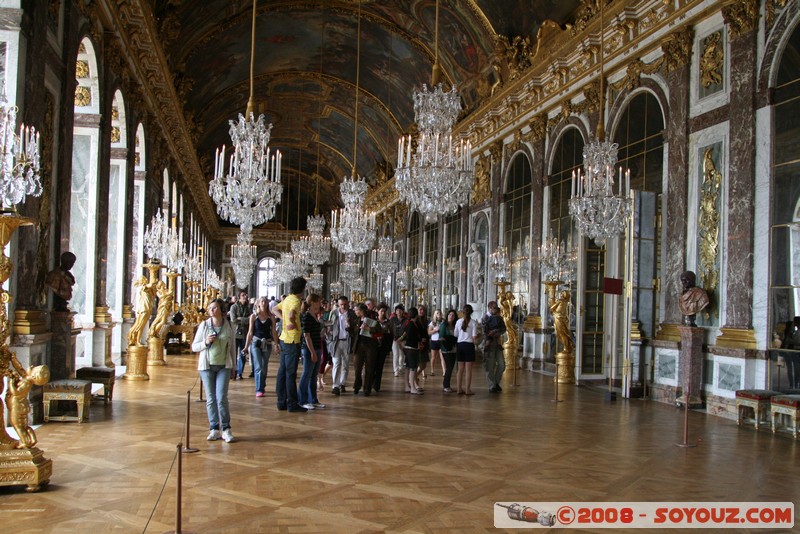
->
(202, 285, 215, 312)
(679, 270, 710, 327)
(499, 290, 517, 350)
(150, 280, 174, 340)
(550, 289, 574, 353)
(471, 155, 490, 205)
(5, 358, 50, 449)
(45, 251, 76, 312)
(128, 275, 158, 346)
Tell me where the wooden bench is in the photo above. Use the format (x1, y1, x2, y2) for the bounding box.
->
(76, 366, 116, 404)
(735, 389, 780, 430)
(43, 379, 91, 423)
(770, 394, 800, 439)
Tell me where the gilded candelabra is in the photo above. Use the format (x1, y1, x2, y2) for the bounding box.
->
(148, 270, 178, 366)
(545, 280, 575, 384)
(0, 213, 52, 491)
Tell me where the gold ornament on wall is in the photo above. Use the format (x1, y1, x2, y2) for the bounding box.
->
(722, 0, 759, 39)
(700, 31, 724, 88)
(111, 127, 121, 143)
(471, 154, 491, 206)
(698, 147, 721, 319)
(393, 204, 407, 239)
(74, 86, 91, 107)
(75, 60, 89, 79)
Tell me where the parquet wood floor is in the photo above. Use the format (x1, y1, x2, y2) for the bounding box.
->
(1, 352, 797, 533)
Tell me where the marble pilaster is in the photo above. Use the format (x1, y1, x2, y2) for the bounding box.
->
(528, 135, 545, 317)
(657, 53, 691, 338)
(716, 12, 756, 348)
(92, 307, 116, 367)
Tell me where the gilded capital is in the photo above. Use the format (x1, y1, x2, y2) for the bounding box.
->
(471, 154, 491, 206)
(722, 0, 759, 39)
(661, 27, 694, 73)
(529, 113, 547, 142)
(489, 140, 503, 163)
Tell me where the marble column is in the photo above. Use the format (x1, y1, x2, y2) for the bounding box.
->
(716, 2, 758, 349)
(656, 28, 693, 342)
(528, 119, 546, 320)
(677, 326, 704, 408)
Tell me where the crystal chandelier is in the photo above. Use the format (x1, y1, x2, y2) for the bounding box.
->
(206, 270, 223, 291)
(538, 231, 575, 282)
(339, 254, 361, 286)
(231, 231, 257, 288)
(143, 209, 168, 262)
(306, 265, 324, 291)
(275, 250, 306, 284)
(209, 0, 282, 235)
(490, 246, 510, 283)
(351, 276, 365, 294)
(185, 254, 203, 283)
(294, 214, 330, 266)
(329, 281, 342, 299)
(568, 1, 631, 245)
(0, 89, 41, 207)
(163, 227, 187, 272)
(395, 268, 408, 291)
(412, 262, 428, 290)
(395, 0, 473, 223)
(330, 4, 376, 255)
(371, 236, 396, 279)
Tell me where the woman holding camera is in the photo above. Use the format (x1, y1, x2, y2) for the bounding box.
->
(243, 296, 280, 398)
(192, 298, 237, 443)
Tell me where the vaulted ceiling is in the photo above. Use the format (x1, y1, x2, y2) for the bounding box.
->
(151, 0, 583, 232)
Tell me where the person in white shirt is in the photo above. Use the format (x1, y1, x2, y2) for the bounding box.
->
(454, 304, 478, 395)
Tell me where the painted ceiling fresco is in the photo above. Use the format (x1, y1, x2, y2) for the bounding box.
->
(154, 0, 583, 229)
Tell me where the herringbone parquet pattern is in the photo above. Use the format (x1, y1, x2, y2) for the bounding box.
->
(1, 351, 798, 533)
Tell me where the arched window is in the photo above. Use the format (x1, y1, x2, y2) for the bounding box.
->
(107, 90, 128, 330)
(69, 37, 101, 320)
(258, 256, 278, 300)
(131, 122, 146, 299)
(613, 91, 666, 339)
(408, 212, 421, 269)
(444, 210, 462, 310)
(504, 153, 532, 296)
(770, 22, 800, 357)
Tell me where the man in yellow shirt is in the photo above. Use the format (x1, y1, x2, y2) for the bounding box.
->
(273, 277, 307, 412)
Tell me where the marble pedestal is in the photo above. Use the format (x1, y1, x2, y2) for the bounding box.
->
(9, 332, 53, 423)
(120, 316, 134, 366)
(93, 321, 115, 368)
(50, 311, 79, 380)
(676, 325, 704, 408)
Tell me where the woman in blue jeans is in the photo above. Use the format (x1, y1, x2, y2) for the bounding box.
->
(192, 298, 237, 443)
(299, 293, 324, 410)
(243, 296, 279, 397)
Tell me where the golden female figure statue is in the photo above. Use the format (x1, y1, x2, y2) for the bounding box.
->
(127, 275, 157, 346)
(550, 290, 574, 354)
(499, 289, 518, 371)
(149, 280, 174, 339)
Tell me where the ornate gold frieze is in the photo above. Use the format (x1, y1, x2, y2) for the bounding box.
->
(471, 154, 491, 206)
(74, 86, 91, 107)
(722, 0, 759, 39)
(700, 31, 724, 88)
(529, 113, 547, 142)
(497, 35, 535, 81)
(75, 60, 89, 79)
(698, 147, 721, 319)
(489, 140, 503, 163)
(661, 26, 694, 73)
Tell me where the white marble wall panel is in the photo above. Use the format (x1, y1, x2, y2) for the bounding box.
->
(753, 106, 772, 349)
(690, 13, 729, 118)
(655, 348, 678, 387)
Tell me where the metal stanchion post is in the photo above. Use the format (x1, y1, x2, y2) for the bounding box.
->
(551, 363, 563, 403)
(676, 384, 697, 448)
(183, 391, 199, 453)
(165, 443, 195, 534)
(196, 376, 204, 402)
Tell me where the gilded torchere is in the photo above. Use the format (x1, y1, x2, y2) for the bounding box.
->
(148, 270, 178, 366)
(124, 262, 161, 380)
(545, 280, 575, 384)
(496, 280, 518, 375)
(0, 213, 52, 491)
